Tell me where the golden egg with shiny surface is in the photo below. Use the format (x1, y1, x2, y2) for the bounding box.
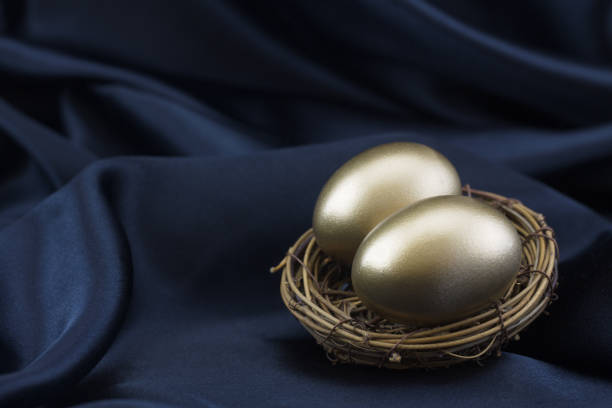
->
(351, 195, 522, 326)
(313, 142, 461, 265)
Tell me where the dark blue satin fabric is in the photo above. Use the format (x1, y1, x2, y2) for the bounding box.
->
(1, 1, 612, 407)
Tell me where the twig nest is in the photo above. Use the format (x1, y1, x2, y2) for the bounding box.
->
(271, 187, 558, 369)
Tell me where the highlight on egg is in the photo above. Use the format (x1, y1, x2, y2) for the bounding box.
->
(312, 142, 461, 265)
(351, 195, 522, 326)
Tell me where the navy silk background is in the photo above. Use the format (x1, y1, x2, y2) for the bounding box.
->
(1, 1, 612, 407)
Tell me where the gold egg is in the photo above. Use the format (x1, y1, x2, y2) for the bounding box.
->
(351, 195, 522, 326)
(313, 142, 461, 265)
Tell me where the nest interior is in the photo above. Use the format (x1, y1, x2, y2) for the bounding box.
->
(271, 186, 559, 369)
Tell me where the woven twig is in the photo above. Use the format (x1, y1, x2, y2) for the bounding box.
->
(271, 187, 559, 369)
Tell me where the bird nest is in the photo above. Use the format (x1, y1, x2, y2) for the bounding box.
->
(271, 186, 558, 369)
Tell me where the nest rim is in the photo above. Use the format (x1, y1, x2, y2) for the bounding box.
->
(271, 186, 559, 369)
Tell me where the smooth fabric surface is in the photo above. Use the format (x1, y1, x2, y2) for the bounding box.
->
(1, 1, 612, 407)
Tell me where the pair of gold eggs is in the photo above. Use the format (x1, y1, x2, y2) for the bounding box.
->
(313, 143, 522, 326)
